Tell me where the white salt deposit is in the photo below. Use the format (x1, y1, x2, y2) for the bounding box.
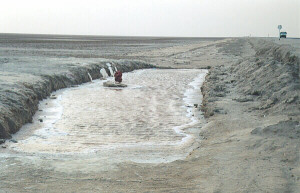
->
(106, 62, 114, 76)
(100, 68, 109, 79)
(10, 69, 207, 163)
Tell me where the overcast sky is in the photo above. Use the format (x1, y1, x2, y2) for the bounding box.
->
(1, 0, 299, 37)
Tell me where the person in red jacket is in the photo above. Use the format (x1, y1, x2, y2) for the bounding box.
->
(114, 71, 122, 83)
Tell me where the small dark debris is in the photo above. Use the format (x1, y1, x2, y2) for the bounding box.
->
(234, 97, 254, 102)
(9, 139, 18, 143)
(251, 90, 261, 96)
(0, 139, 6, 144)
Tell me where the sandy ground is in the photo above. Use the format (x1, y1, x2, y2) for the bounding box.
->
(0, 35, 299, 192)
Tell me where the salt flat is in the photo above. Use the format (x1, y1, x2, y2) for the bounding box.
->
(0, 35, 299, 193)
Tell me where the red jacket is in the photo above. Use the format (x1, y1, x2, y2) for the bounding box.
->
(114, 71, 122, 83)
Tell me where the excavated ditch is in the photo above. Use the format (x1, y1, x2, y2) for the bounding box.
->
(0, 60, 154, 141)
(6, 69, 207, 165)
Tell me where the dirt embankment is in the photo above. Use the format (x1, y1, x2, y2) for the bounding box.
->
(202, 38, 299, 118)
(199, 38, 299, 192)
(0, 60, 154, 141)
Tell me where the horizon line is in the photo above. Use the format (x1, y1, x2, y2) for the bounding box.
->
(0, 32, 299, 39)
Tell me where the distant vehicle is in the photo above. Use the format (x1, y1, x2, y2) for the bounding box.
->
(280, 32, 287, 38)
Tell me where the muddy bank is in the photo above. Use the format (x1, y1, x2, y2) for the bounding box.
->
(202, 38, 299, 118)
(0, 60, 154, 141)
(199, 38, 299, 192)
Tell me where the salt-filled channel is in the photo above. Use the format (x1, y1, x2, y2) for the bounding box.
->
(9, 69, 207, 164)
